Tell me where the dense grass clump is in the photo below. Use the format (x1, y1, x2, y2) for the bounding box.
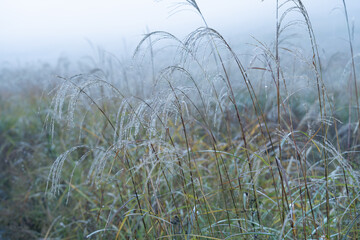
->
(1, 0, 360, 239)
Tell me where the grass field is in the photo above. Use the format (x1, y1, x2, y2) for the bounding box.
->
(1, 0, 360, 239)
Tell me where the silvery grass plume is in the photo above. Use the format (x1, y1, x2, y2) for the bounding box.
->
(45, 43, 225, 197)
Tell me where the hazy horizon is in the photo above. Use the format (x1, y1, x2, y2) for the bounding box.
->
(1, 0, 359, 66)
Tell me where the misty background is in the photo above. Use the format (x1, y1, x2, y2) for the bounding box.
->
(0, 0, 359, 66)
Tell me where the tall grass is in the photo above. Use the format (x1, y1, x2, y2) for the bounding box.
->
(37, 0, 360, 239)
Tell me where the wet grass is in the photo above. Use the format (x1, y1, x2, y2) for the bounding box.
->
(1, 0, 360, 239)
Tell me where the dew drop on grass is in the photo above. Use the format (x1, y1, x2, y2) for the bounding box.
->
(265, 85, 268, 99)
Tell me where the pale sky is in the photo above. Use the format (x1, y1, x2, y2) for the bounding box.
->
(0, 0, 359, 64)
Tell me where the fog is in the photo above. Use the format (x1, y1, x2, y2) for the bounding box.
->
(1, 0, 359, 65)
